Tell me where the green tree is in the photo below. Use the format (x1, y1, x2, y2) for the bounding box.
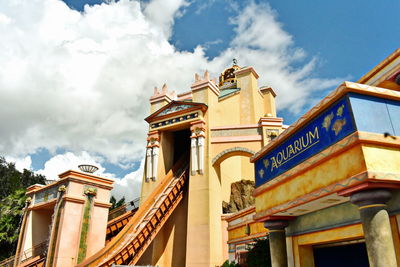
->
(246, 238, 271, 267)
(0, 157, 46, 199)
(220, 260, 240, 267)
(110, 196, 125, 210)
(0, 189, 27, 260)
(0, 156, 46, 261)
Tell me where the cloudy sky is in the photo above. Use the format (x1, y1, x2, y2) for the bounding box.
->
(1, 0, 398, 200)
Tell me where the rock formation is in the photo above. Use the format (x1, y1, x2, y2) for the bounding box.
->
(222, 180, 255, 214)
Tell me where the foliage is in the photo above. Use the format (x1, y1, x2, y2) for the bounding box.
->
(0, 157, 46, 261)
(246, 238, 271, 267)
(0, 157, 46, 199)
(110, 196, 125, 210)
(219, 260, 240, 267)
(0, 190, 27, 260)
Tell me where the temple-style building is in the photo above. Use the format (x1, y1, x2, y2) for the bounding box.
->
(10, 48, 400, 267)
(12, 61, 284, 267)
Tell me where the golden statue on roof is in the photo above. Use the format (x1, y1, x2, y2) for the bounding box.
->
(219, 58, 241, 89)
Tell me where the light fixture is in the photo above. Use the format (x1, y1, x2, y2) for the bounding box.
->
(78, 164, 99, 174)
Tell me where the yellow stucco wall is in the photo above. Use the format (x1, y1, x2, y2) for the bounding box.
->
(362, 144, 400, 177)
(228, 222, 267, 241)
(256, 144, 367, 213)
(141, 68, 281, 266)
(215, 92, 241, 126)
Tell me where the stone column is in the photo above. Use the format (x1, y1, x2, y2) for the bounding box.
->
(350, 189, 397, 267)
(190, 131, 198, 176)
(145, 142, 152, 182)
(151, 140, 159, 181)
(197, 129, 205, 175)
(264, 220, 289, 267)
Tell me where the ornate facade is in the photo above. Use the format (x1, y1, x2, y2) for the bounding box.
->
(13, 49, 400, 267)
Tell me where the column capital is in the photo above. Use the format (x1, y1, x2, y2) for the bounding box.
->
(190, 120, 206, 132)
(264, 220, 289, 231)
(350, 189, 392, 208)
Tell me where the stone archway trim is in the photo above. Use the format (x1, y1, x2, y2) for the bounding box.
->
(212, 147, 256, 166)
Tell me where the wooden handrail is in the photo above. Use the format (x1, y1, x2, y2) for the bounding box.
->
(0, 255, 15, 267)
(106, 208, 138, 242)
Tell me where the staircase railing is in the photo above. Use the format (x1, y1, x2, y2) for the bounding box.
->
(108, 197, 140, 221)
(76, 156, 189, 267)
(0, 256, 14, 267)
(2, 241, 48, 267)
(106, 207, 138, 242)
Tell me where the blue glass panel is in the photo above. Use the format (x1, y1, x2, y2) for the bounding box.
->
(386, 100, 400, 136)
(349, 93, 394, 135)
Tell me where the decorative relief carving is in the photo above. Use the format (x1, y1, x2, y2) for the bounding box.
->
(84, 187, 97, 197)
(25, 197, 32, 205)
(34, 186, 59, 204)
(151, 112, 198, 129)
(210, 127, 261, 137)
(157, 104, 193, 117)
(58, 185, 67, 192)
(266, 129, 279, 142)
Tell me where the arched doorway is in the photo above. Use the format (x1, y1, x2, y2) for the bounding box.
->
(212, 147, 256, 210)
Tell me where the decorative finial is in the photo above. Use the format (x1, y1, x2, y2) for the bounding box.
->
(162, 83, 168, 93)
(204, 70, 209, 80)
(233, 58, 237, 66)
(153, 86, 159, 95)
(195, 73, 200, 82)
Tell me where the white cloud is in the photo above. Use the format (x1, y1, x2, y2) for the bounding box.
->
(143, 0, 190, 37)
(36, 151, 114, 180)
(0, 0, 343, 174)
(213, 2, 343, 112)
(35, 150, 143, 200)
(5, 155, 32, 172)
(111, 158, 144, 201)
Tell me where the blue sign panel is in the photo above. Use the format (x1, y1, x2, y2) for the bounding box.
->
(255, 96, 356, 187)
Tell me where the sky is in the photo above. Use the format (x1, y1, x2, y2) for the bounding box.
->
(1, 0, 398, 200)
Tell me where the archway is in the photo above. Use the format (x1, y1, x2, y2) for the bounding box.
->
(212, 147, 256, 207)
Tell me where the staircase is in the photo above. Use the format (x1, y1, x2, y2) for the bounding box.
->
(18, 256, 46, 267)
(76, 157, 189, 267)
(106, 208, 138, 243)
(9, 241, 48, 267)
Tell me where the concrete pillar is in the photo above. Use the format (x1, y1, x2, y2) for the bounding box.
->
(264, 220, 289, 267)
(350, 189, 397, 267)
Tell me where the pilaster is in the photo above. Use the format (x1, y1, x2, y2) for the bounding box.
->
(260, 86, 277, 117)
(145, 131, 160, 182)
(235, 67, 264, 124)
(258, 117, 284, 146)
(190, 121, 206, 176)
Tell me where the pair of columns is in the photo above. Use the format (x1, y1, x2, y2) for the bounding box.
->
(190, 128, 205, 176)
(264, 189, 398, 267)
(146, 138, 159, 182)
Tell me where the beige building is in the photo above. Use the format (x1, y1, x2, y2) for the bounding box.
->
(13, 62, 284, 267)
(13, 49, 400, 267)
